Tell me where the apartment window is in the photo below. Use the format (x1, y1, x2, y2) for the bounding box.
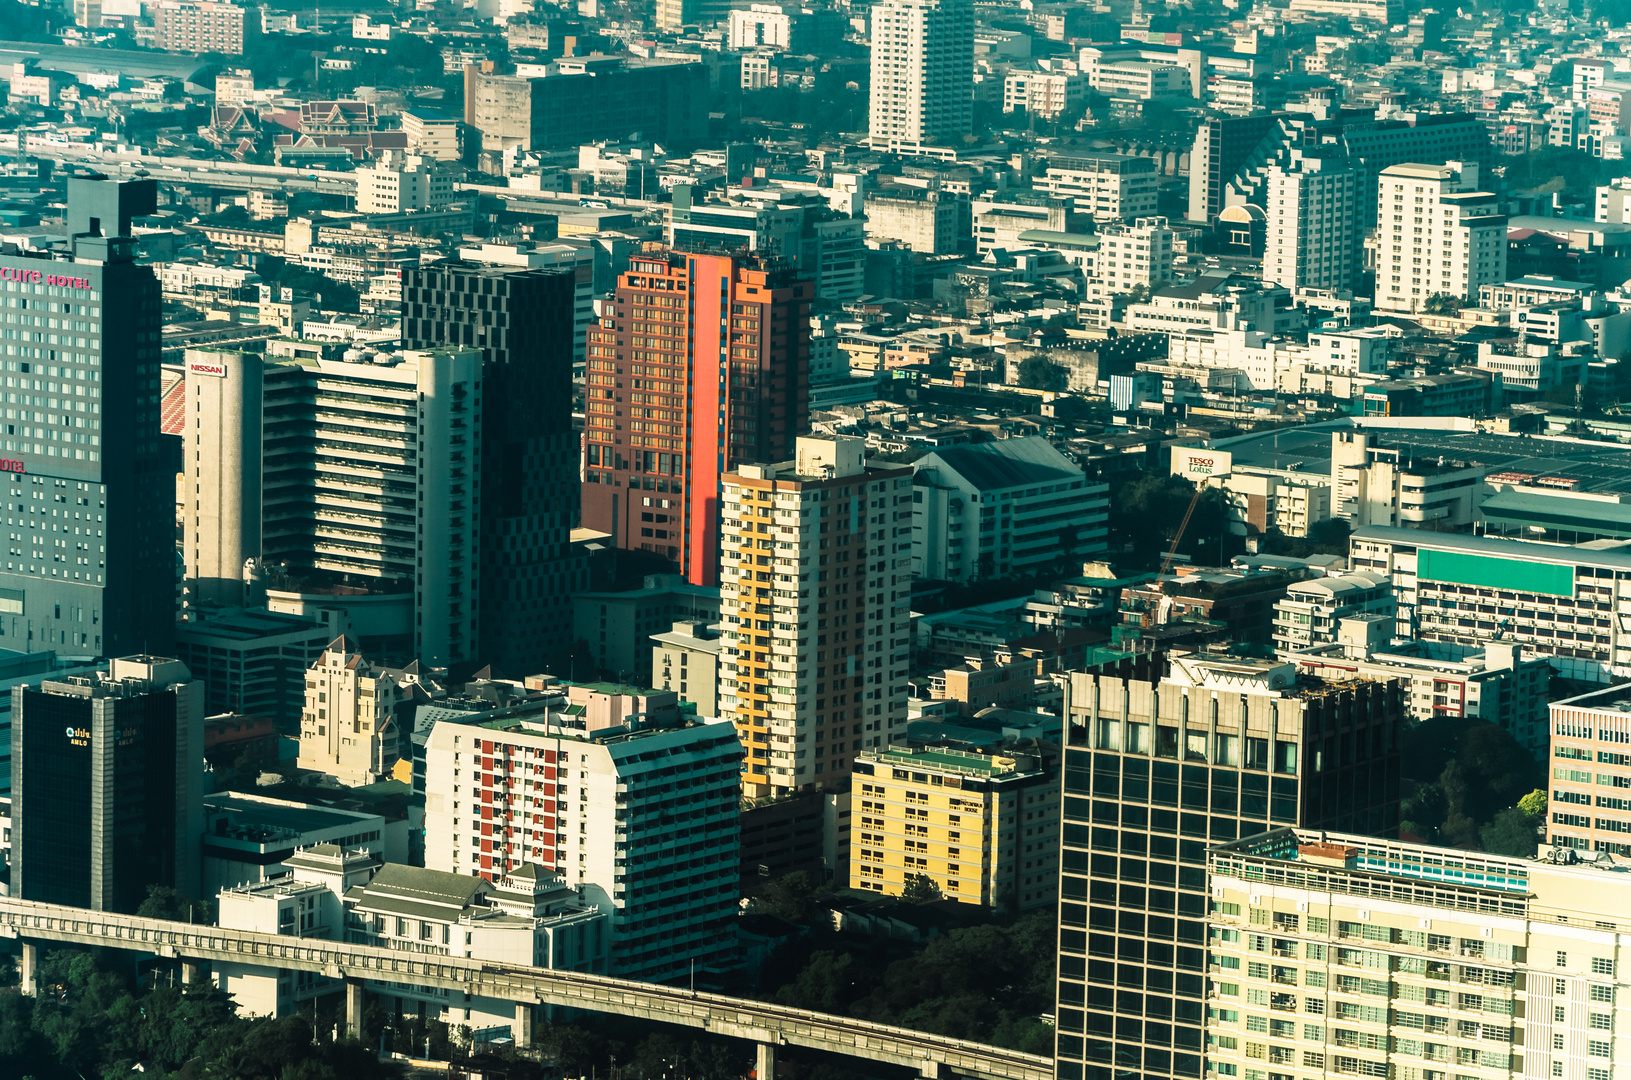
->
(1592, 958, 1616, 976)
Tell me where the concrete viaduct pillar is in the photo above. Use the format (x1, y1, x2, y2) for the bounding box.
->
(345, 979, 365, 1040)
(181, 959, 202, 986)
(18, 940, 36, 997)
(513, 1002, 533, 1049)
(756, 1041, 776, 1080)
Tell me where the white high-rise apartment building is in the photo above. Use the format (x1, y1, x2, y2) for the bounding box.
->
(1376, 161, 1508, 314)
(1265, 152, 1359, 293)
(868, 0, 974, 148)
(421, 698, 743, 981)
(719, 436, 914, 798)
(1087, 216, 1174, 298)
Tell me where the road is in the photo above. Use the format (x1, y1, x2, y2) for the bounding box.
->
(22, 147, 666, 219)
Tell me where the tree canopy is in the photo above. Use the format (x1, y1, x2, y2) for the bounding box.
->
(1108, 473, 1233, 569)
(763, 910, 1056, 1055)
(0, 945, 405, 1080)
(1400, 718, 1546, 851)
(1015, 356, 1068, 392)
(899, 874, 943, 904)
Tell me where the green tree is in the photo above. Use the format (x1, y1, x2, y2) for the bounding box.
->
(1518, 788, 1548, 818)
(753, 870, 816, 922)
(1108, 473, 1232, 569)
(137, 883, 210, 923)
(1480, 807, 1542, 856)
(1400, 718, 1546, 848)
(899, 874, 942, 904)
(1015, 356, 1068, 392)
(773, 951, 855, 1013)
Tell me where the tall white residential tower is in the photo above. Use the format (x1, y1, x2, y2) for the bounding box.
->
(868, 0, 974, 147)
(1264, 151, 1360, 293)
(1376, 161, 1507, 314)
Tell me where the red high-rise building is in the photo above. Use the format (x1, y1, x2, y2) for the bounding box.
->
(582, 250, 811, 586)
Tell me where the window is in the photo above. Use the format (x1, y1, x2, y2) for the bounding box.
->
(1557, 951, 1569, 968)
(1592, 957, 1616, 976)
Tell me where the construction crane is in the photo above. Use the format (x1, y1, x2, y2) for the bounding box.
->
(1159, 485, 1207, 577)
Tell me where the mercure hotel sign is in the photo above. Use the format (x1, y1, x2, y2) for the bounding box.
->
(0, 267, 93, 289)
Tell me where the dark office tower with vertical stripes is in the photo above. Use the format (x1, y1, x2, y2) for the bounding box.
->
(1054, 651, 1401, 1080)
(400, 263, 584, 675)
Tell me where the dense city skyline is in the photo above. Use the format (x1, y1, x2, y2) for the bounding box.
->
(3, 0, 1631, 1076)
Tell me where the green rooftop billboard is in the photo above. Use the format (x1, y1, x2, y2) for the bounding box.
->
(1417, 548, 1575, 597)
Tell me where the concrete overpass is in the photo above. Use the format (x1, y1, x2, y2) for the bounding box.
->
(0, 896, 1051, 1080)
(20, 148, 360, 196)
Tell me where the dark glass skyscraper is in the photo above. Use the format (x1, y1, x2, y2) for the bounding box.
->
(0, 177, 172, 658)
(12, 656, 204, 912)
(400, 263, 583, 675)
(1054, 651, 1401, 1080)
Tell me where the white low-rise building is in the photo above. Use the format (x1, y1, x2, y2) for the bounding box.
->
(1270, 571, 1394, 653)
(1037, 153, 1159, 222)
(355, 152, 456, 215)
(1003, 60, 1087, 120)
(1165, 326, 1389, 394)
(216, 845, 606, 1039)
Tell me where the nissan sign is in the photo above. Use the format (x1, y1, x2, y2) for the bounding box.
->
(1172, 447, 1231, 480)
(188, 359, 227, 378)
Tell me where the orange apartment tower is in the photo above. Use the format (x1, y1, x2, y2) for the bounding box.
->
(581, 249, 812, 587)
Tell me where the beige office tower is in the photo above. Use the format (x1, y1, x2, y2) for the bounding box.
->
(1208, 829, 1631, 1080)
(1547, 684, 1631, 856)
(261, 348, 483, 668)
(719, 436, 914, 797)
(182, 348, 262, 610)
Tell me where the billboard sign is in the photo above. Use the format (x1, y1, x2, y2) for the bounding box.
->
(1171, 447, 1231, 480)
